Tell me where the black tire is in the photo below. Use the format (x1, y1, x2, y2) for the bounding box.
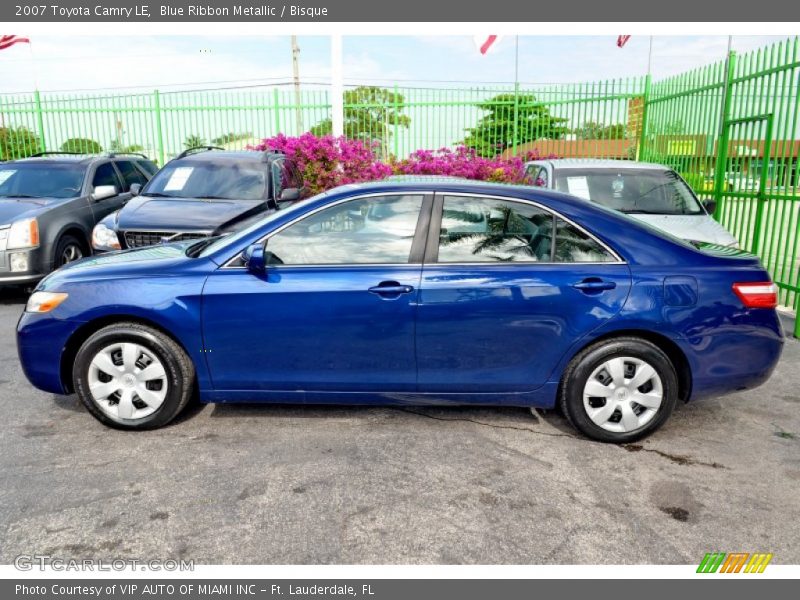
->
(54, 234, 88, 268)
(72, 322, 195, 430)
(558, 337, 679, 443)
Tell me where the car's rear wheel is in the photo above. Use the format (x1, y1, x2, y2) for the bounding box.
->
(559, 337, 678, 443)
(72, 323, 195, 429)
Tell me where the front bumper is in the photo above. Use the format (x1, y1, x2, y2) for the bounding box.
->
(17, 312, 84, 395)
(0, 245, 49, 286)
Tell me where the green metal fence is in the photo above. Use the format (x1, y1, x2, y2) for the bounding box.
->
(0, 87, 332, 165)
(1, 37, 799, 331)
(641, 37, 800, 332)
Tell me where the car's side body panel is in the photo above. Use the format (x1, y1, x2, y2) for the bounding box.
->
(16, 181, 784, 416)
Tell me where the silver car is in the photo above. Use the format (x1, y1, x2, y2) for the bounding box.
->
(524, 159, 738, 247)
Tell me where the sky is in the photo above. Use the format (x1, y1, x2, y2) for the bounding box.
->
(0, 35, 789, 94)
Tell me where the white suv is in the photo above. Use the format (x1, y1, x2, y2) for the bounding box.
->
(524, 159, 739, 247)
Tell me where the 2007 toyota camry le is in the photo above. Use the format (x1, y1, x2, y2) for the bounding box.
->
(16, 179, 784, 442)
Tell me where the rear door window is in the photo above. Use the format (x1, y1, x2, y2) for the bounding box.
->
(435, 195, 617, 263)
(114, 160, 147, 191)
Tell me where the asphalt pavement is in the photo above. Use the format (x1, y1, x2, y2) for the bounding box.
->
(1, 286, 798, 564)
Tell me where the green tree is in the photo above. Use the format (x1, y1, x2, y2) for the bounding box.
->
(60, 137, 103, 154)
(211, 131, 253, 146)
(184, 134, 207, 149)
(108, 139, 145, 154)
(0, 126, 41, 161)
(310, 86, 410, 157)
(461, 93, 569, 157)
(573, 121, 626, 140)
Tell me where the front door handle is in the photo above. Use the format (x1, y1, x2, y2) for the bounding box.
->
(572, 279, 617, 292)
(368, 281, 414, 297)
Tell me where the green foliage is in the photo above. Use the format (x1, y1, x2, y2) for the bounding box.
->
(108, 140, 145, 154)
(184, 134, 207, 149)
(60, 137, 102, 154)
(0, 126, 41, 161)
(461, 93, 569, 158)
(310, 86, 410, 157)
(211, 131, 253, 145)
(573, 121, 627, 140)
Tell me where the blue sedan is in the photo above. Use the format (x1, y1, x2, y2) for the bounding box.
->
(16, 180, 784, 442)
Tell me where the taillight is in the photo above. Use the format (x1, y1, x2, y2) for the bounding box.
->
(732, 282, 778, 309)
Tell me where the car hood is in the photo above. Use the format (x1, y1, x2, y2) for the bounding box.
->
(0, 197, 63, 224)
(116, 196, 265, 232)
(628, 214, 739, 247)
(38, 241, 204, 290)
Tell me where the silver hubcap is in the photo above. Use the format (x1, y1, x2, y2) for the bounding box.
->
(61, 244, 83, 264)
(87, 342, 168, 421)
(582, 356, 663, 433)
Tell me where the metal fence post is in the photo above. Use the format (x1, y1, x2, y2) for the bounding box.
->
(273, 88, 281, 134)
(636, 74, 651, 160)
(712, 51, 737, 219)
(393, 84, 399, 158)
(153, 89, 165, 165)
(512, 81, 520, 156)
(33, 89, 46, 152)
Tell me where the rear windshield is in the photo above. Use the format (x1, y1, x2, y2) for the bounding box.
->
(0, 163, 86, 199)
(554, 168, 704, 215)
(143, 160, 267, 201)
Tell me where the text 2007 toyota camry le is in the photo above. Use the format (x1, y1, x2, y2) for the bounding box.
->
(17, 180, 784, 442)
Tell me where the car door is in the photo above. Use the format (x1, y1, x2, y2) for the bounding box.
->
(87, 162, 128, 224)
(415, 193, 632, 394)
(202, 192, 432, 393)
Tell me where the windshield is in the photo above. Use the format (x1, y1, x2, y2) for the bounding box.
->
(143, 161, 267, 201)
(0, 163, 85, 199)
(554, 168, 704, 215)
(197, 189, 337, 258)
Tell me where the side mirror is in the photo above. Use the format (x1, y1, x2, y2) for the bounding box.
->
(702, 199, 717, 214)
(129, 183, 141, 196)
(243, 242, 266, 274)
(92, 185, 117, 201)
(243, 242, 282, 274)
(278, 187, 301, 202)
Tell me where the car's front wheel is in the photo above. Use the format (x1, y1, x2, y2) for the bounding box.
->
(559, 337, 679, 443)
(72, 322, 195, 429)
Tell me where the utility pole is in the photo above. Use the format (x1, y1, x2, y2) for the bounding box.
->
(291, 35, 303, 134)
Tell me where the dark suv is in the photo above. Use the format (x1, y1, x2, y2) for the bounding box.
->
(92, 148, 304, 251)
(0, 152, 157, 286)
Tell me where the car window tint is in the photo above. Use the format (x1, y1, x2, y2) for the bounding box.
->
(115, 160, 146, 190)
(554, 218, 615, 262)
(271, 160, 290, 199)
(135, 159, 159, 177)
(437, 196, 554, 263)
(266, 195, 424, 265)
(92, 163, 121, 191)
(536, 167, 549, 187)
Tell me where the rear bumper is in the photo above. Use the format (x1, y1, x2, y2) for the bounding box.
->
(680, 318, 784, 401)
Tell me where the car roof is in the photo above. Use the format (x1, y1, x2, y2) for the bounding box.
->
(330, 178, 572, 200)
(8, 153, 151, 166)
(525, 158, 670, 171)
(173, 150, 284, 163)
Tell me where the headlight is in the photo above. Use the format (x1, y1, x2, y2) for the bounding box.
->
(7, 218, 39, 249)
(92, 222, 121, 250)
(26, 291, 69, 313)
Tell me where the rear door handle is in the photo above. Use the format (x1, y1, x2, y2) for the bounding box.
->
(368, 281, 414, 297)
(572, 279, 617, 292)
